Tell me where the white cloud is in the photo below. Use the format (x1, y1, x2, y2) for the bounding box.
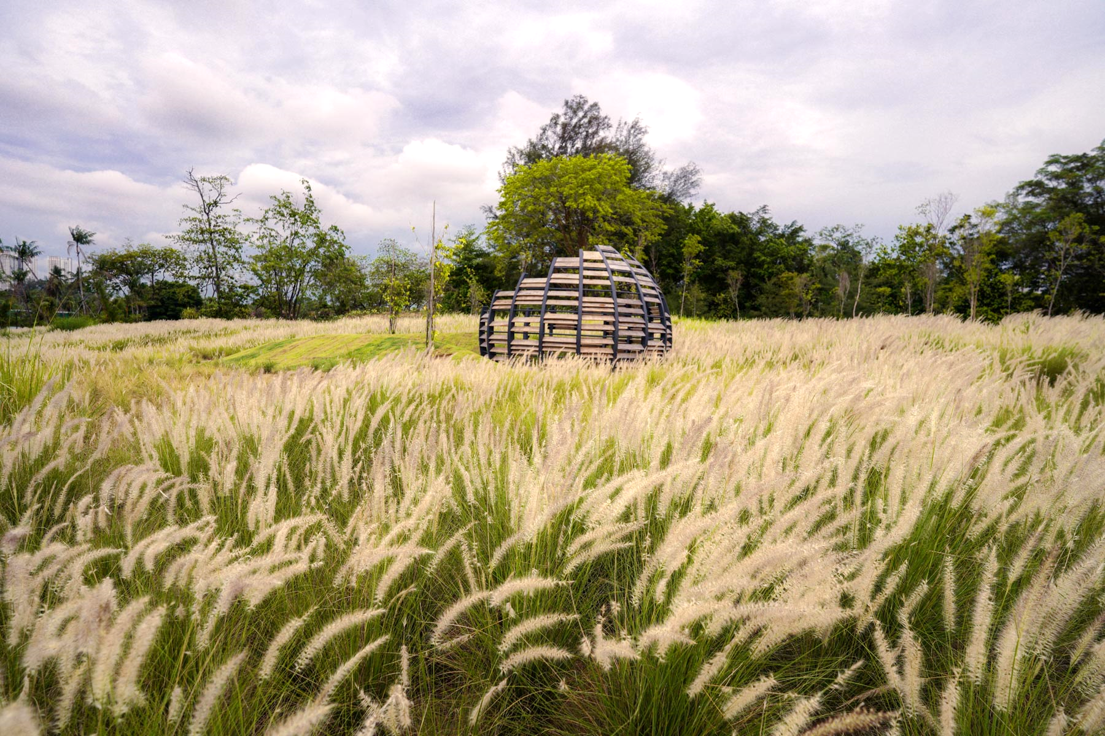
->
(0, 158, 180, 249)
(575, 72, 703, 147)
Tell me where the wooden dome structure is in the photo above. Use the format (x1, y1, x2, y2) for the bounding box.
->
(479, 245, 672, 363)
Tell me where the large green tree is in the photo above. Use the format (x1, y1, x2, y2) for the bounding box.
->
(501, 95, 701, 202)
(486, 154, 669, 275)
(249, 180, 347, 320)
(90, 242, 186, 319)
(172, 170, 248, 318)
(1001, 139, 1105, 313)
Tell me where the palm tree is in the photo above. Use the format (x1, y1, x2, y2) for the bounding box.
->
(3, 238, 41, 310)
(68, 226, 95, 314)
(12, 238, 41, 279)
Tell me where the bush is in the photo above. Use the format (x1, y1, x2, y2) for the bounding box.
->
(148, 280, 203, 321)
(51, 315, 97, 331)
(180, 307, 201, 320)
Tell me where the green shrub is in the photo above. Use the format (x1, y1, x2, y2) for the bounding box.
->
(51, 315, 97, 331)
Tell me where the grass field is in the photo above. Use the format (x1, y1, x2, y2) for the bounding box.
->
(223, 332, 479, 371)
(1, 313, 1104, 735)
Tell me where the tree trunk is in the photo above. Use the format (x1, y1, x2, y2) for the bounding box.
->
(76, 252, 86, 315)
(426, 202, 436, 351)
(852, 272, 863, 318)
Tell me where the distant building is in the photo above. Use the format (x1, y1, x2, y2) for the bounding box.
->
(1, 254, 75, 285)
(0, 252, 20, 285)
(46, 256, 76, 278)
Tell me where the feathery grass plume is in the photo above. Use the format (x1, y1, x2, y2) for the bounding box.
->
(489, 530, 526, 571)
(1071, 612, 1105, 665)
(798, 708, 898, 736)
(427, 524, 472, 576)
(964, 548, 997, 684)
(354, 699, 381, 736)
(1031, 537, 1105, 656)
(564, 539, 635, 576)
(187, 651, 247, 736)
(378, 681, 412, 735)
(372, 547, 432, 604)
(942, 552, 956, 631)
(90, 595, 149, 705)
(470, 678, 509, 727)
(687, 638, 737, 698)
(399, 644, 409, 688)
(938, 670, 960, 736)
(856, 566, 905, 631)
(60, 546, 122, 598)
(991, 547, 1062, 710)
(871, 622, 903, 693)
(55, 659, 88, 732)
(723, 675, 778, 721)
(899, 615, 925, 716)
(113, 605, 166, 714)
(431, 591, 490, 648)
(0, 699, 42, 735)
(1044, 708, 1066, 736)
(499, 614, 580, 654)
(1079, 640, 1105, 695)
(1076, 681, 1105, 734)
(459, 539, 479, 592)
(500, 645, 574, 674)
(168, 686, 185, 725)
(592, 630, 639, 671)
(830, 660, 865, 691)
(317, 635, 390, 703)
(265, 703, 333, 736)
(489, 575, 561, 607)
(295, 609, 384, 671)
(771, 693, 822, 736)
(122, 517, 214, 577)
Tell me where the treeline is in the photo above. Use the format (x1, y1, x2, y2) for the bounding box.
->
(476, 97, 1104, 321)
(0, 174, 450, 328)
(3, 96, 1101, 328)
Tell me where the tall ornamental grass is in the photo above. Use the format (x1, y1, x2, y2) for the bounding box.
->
(0, 312, 1103, 735)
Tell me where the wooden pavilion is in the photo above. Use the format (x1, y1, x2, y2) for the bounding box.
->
(478, 245, 672, 363)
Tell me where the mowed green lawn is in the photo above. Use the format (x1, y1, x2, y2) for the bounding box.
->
(223, 331, 480, 370)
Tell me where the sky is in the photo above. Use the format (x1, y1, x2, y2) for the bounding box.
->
(1, 0, 1103, 259)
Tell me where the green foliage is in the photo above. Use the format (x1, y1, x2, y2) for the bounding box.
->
(50, 315, 96, 331)
(368, 239, 424, 333)
(248, 179, 348, 320)
(679, 233, 703, 317)
(91, 242, 188, 319)
(486, 154, 669, 274)
(502, 94, 700, 202)
(440, 226, 497, 314)
(172, 170, 249, 318)
(312, 255, 372, 316)
(147, 280, 203, 321)
(1001, 139, 1105, 314)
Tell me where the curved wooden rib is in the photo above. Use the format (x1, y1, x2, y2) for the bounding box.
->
(479, 247, 672, 363)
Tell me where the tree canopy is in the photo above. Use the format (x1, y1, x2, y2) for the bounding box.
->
(486, 154, 669, 275)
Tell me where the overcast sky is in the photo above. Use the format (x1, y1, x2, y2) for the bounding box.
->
(2, 0, 1103, 258)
